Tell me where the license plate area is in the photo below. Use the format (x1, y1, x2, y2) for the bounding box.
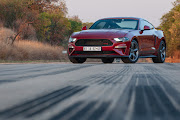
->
(83, 47, 101, 51)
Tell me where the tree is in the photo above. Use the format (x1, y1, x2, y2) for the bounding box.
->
(160, 0, 180, 57)
(35, 10, 70, 45)
(0, 0, 29, 28)
(0, 0, 38, 44)
(68, 16, 82, 34)
(0, 0, 70, 46)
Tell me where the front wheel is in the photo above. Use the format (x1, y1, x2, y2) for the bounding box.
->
(152, 41, 166, 63)
(121, 40, 139, 63)
(69, 57, 86, 64)
(101, 58, 114, 63)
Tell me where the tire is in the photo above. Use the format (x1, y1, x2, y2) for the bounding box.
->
(152, 41, 166, 63)
(69, 57, 86, 64)
(121, 40, 139, 63)
(101, 58, 114, 63)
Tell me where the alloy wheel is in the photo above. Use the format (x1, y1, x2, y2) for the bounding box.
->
(129, 41, 139, 62)
(160, 42, 166, 61)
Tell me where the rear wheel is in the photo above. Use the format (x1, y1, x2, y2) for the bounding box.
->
(121, 40, 139, 63)
(152, 41, 166, 63)
(102, 58, 114, 63)
(69, 57, 86, 64)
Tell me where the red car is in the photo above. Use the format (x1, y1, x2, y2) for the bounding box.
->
(68, 17, 166, 63)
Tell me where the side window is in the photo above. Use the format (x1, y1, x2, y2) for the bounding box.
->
(140, 20, 154, 30)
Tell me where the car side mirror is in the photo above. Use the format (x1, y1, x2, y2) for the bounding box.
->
(82, 26, 87, 30)
(144, 25, 150, 30)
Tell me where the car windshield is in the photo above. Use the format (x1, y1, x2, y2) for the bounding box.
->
(90, 19, 139, 30)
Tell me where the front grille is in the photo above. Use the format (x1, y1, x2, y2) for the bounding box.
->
(74, 51, 116, 55)
(75, 39, 113, 46)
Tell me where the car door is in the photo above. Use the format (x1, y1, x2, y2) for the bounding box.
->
(138, 20, 156, 55)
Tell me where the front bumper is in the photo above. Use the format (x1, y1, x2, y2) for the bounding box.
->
(68, 40, 131, 58)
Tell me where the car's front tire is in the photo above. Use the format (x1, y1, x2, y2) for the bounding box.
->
(152, 40, 166, 63)
(121, 40, 139, 63)
(101, 58, 114, 63)
(69, 57, 86, 64)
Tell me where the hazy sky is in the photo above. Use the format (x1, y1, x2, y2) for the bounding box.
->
(66, 0, 176, 27)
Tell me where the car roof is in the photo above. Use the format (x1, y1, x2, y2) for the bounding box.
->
(99, 17, 143, 21)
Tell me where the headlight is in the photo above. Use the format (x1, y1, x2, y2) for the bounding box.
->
(114, 37, 130, 42)
(69, 37, 77, 42)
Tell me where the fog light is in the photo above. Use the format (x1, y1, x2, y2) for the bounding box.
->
(69, 46, 74, 49)
(69, 48, 73, 53)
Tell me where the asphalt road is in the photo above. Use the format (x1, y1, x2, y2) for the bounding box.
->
(0, 62, 180, 120)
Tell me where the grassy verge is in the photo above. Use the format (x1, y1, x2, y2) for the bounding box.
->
(0, 58, 179, 64)
(0, 27, 68, 61)
(0, 60, 70, 63)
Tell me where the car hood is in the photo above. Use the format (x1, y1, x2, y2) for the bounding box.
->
(71, 29, 134, 39)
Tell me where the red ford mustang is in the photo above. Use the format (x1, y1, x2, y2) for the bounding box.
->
(68, 17, 166, 63)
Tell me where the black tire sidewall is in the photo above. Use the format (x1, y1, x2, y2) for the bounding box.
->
(155, 41, 166, 63)
(122, 40, 139, 63)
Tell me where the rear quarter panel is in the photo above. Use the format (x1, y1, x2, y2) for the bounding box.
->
(154, 30, 166, 55)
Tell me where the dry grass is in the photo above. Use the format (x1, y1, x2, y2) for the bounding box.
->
(165, 51, 180, 63)
(0, 27, 67, 61)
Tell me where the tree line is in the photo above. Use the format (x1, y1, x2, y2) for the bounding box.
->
(160, 0, 180, 57)
(0, 0, 93, 47)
